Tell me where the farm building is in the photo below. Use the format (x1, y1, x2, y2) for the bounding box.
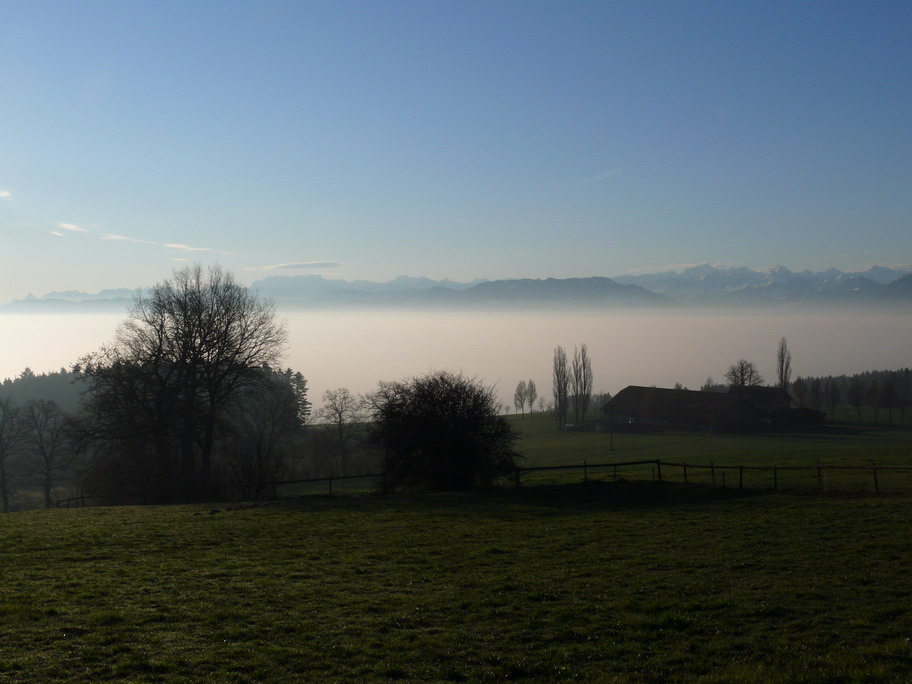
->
(602, 385, 821, 432)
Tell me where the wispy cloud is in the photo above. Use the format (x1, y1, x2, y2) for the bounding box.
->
(57, 222, 89, 232)
(101, 233, 130, 241)
(164, 243, 212, 252)
(262, 261, 342, 271)
(49, 230, 64, 237)
(579, 168, 624, 186)
(0, 190, 11, 199)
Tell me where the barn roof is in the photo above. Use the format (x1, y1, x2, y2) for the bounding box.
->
(603, 385, 765, 428)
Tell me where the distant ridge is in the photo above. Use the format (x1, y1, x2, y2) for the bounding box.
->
(611, 264, 912, 307)
(3, 266, 911, 312)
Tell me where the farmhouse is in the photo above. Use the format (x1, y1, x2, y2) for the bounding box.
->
(602, 385, 819, 432)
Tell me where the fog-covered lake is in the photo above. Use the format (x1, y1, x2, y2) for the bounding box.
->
(2, 309, 910, 408)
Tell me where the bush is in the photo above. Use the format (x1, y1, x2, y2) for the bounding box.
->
(368, 371, 521, 492)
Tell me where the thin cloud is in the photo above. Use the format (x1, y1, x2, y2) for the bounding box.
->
(164, 243, 212, 252)
(0, 190, 11, 199)
(101, 233, 130, 241)
(57, 222, 89, 232)
(579, 168, 624, 186)
(262, 261, 342, 270)
(49, 230, 64, 237)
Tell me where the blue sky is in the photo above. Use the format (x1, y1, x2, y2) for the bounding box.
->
(2, 0, 910, 301)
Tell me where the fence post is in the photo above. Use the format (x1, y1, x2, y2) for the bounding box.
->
(817, 460, 822, 488)
(613, 465, 617, 482)
(872, 462, 880, 493)
(656, 460, 663, 482)
(739, 465, 743, 490)
(584, 461, 588, 482)
(722, 472, 726, 488)
(711, 461, 716, 487)
(328, 477, 332, 496)
(683, 463, 688, 484)
(773, 466, 778, 491)
(514, 467, 521, 488)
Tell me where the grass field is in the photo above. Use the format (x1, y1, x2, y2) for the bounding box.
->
(2, 482, 912, 682)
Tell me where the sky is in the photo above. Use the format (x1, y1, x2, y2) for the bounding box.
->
(2, 0, 911, 302)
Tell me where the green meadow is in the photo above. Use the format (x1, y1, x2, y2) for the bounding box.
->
(2, 421, 911, 681)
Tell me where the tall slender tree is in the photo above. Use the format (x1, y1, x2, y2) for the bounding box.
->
(570, 344, 594, 422)
(776, 337, 792, 392)
(525, 380, 538, 417)
(552, 347, 570, 429)
(513, 381, 527, 419)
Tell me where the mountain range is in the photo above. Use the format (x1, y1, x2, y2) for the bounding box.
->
(3, 265, 911, 312)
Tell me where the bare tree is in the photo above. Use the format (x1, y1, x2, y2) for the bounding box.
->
(776, 337, 792, 391)
(0, 398, 26, 512)
(316, 387, 363, 475)
(570, 344, 594, 423)
(725, 359, 763, 387)
(23, 399, 74, 508)
(808, 377, 822, 411)
(513, 381, 527, 419)
(881, 375, 897, 425)
(847, 376, 864, 422)
(825, 377, 841, 417)
(223, 369, 305, 499)
(552, 346, 570, 429)
(77, 264, 287, 498)
(525, 380, 538, 417)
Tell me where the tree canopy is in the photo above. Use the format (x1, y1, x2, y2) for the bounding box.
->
(368, 371, 521, 492)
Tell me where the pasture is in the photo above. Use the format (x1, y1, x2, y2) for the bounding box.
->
(2, 480, 911, 681)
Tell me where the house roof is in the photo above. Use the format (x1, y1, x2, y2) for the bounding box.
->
(603, 385, 764, 427)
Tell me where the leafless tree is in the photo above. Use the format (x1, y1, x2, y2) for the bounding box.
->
(223, 369, 305, 499)
(776, 337, 792, 391)
(725, 359, 763, 387)
(552, 346, 570, 428)
(847, 376, 864, 422)
(78, 264, 287, 498)
(570, 344, 594, 423)
(513, 381, 527, 419)
(808, 377, 822, 411)
(0, 398, 26, 512)
(881, 375, 897, 425)
(23, 399, 75, 508)
(525, 380, 538, 416)
(316, 387, 364, 475)
(825, 378, 841, 417)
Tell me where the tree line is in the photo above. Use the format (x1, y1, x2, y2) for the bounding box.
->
(1, 265, 525, 509)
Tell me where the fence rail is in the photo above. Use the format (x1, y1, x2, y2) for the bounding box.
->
(517, 459, 912, 494)
(57, 460, 912, 508)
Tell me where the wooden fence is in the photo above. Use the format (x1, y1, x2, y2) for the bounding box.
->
(517, 459, 912, 494)
(57, 460, 912, 507)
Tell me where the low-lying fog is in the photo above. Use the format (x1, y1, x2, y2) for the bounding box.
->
(2, 308, 910, 409)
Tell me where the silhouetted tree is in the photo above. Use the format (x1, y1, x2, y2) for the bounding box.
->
(368, 371, 520, 492)
(847, 376, 864, 422)
(525, 380, 538, 417)
(552, 346, 570, 428)
(223, 368, 307, 498)
(866, 376, 881, 424)
(725, 359, 763, 387)
(23, 399, 74, 508)
(513, 381, 527, 419)
(881, 374, 897, 425)
(825, 377, 841, 417)
(0, 398, 25, 512)
(316, 387, 362, 475)
(76, 264, 287, 499)
(701, 377, 726, 393)
(776, 337, 792, 391)
(570, 344, 594, 423)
